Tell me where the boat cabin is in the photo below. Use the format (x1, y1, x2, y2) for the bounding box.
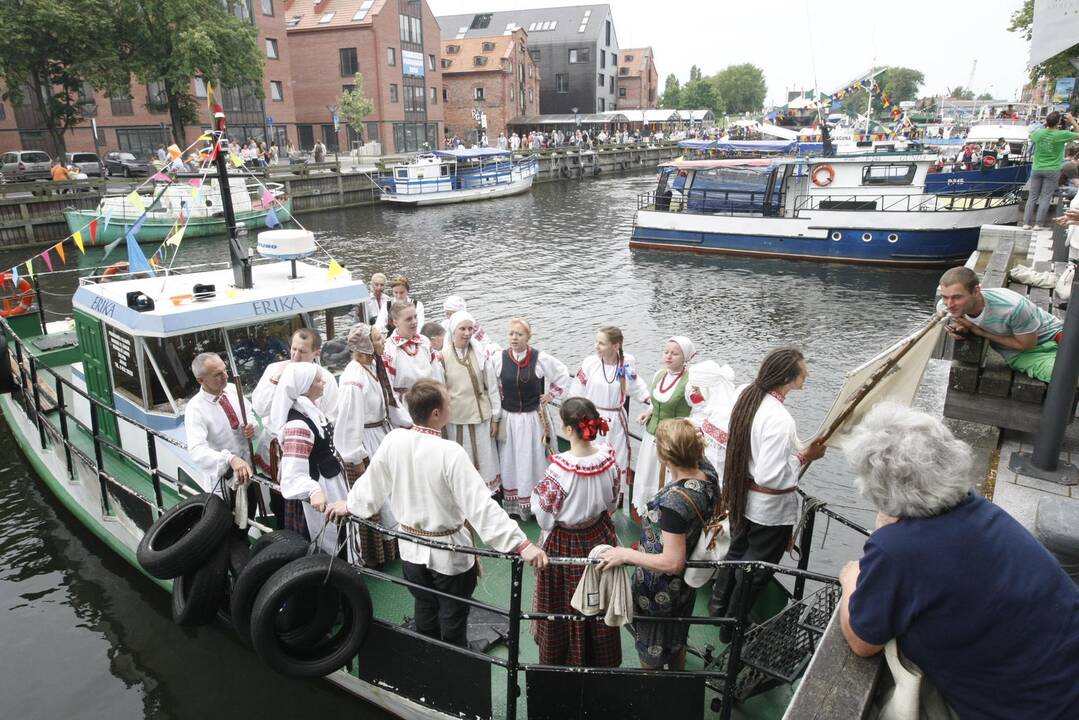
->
(382, 149, 516, 196)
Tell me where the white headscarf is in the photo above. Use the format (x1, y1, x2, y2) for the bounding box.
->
(448, 310, 475, 337)
(268, 363, 326, 437)
(443, 295, 467, 314)
(667, 335, 697, 364)
(687, 360, 736, 414)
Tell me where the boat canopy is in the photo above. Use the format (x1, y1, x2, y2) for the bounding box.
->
(678, 139, 797, 153)
(432, 148, 512, 160)
(659, 158, 775, 171)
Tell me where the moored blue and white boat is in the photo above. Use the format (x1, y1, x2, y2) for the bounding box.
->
(378, 148, 537, 206)
(630, 153, 1022, 267)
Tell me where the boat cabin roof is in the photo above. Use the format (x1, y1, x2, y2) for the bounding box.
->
(660, 158, 775, 171)
(433, 148, 511, 160)
(73, 260, 366, 337)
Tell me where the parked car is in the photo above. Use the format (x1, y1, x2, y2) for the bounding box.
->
(0, 150, 53, 181)
(102, 151, 151, 178)
(65, 152, 102, 177)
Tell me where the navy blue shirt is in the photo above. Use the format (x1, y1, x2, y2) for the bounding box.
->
(849, 494, 1079, 719)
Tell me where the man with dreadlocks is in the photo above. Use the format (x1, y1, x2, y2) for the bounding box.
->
(707, 347, 826, 642)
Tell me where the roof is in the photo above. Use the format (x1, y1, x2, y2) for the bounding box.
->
(282, 0, 388, 32)
(433, 148, 512, 159)
(441, 34, 516, 74)
(618, 47, 653, 77)
(509, 112, 628, 125)
(660, 159, 774, 170)
(679, 138, 796, 153)
(437, 5, 611, 42)
(599, 109, 679, 123)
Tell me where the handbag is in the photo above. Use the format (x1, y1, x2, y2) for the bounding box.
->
(668, 486, 731, 588)
(878, 640, 958, 720)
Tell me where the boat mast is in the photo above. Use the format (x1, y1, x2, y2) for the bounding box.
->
(210, 104, 253, 290)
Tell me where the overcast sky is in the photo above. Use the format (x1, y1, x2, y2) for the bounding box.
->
(428, 0, 1033, 106)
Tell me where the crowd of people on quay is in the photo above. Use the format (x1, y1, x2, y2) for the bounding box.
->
(184, 268, 1079, 715)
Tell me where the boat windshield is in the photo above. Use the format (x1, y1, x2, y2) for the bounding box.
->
(687, 166, 773, 213)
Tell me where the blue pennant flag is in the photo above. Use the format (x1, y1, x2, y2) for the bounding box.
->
(101, 207, 114, 233)
(130, 213, 147, 237)
(265, 206, 281, 229)
(11, 266, 18, 285)
(125, 231, 156, 276)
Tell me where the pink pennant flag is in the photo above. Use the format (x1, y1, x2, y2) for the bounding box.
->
(150, 172, 172, 183)
(260, 189, 274, 208)
(188, 178, 203, 188)
(40, 249, 53, 272)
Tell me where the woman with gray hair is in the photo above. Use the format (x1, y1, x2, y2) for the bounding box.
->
(840, 402, 1079, 720)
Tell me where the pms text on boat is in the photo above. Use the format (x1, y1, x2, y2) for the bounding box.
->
(629, 149, 1023, 267)
(377, 147, 538, 206)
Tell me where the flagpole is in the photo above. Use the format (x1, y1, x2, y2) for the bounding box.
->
(210, 104, 253, 290)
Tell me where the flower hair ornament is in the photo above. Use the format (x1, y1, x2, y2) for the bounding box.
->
(578, 416, 610, 441)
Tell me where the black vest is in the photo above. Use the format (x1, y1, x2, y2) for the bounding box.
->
(500, 348, 545, 413)
(288, 408, 342, 480)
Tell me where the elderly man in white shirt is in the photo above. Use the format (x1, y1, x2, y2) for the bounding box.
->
(251, 328, 339, 425)
(325, 379, 547, 647)
(185, 352, 256, 493)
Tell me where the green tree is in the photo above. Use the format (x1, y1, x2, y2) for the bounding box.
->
(712, 63, 767, 114)
(112, 0, 264, 144)
(1009, 0, 1078, 81)
(0, 0, 127, 157)
(689, 65, 703, 82)
(681, 76, 725, 116)
(948, 86, 975, 100)
(338, 73, 375, 140)
(976, 92, 994, 100)
(659, 73, 682, 108)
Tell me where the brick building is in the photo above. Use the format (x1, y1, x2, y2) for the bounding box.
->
(0, 0, 296, 161)
(441, 29, 541, 144)
(438, 5, 620, 115)
(284, 0, 444, 153)
(616, 47, 658, 110)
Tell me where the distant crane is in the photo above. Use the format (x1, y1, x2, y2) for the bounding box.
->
(966, 59, 977, 97)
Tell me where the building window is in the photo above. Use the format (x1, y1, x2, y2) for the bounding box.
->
(110, 92, 134, 116)
(266, 38, 279, 60)
(605, 19, 611, 45)
(387, 47, 396, 66)
(600, 50, 605, 68)
(389, 84, 398, 102)
(446, 44, 459, 54)
(528, 65, 533, 78)
(261, 0, 273, 15)
(482, 41, 496, 52)
(569, 48, 578, 63)
(430, 86, 437, 103)
(509, 87, 514, 101)
(530, 48, 540, 62)
(319, 11, 335, 24)
(611, 53, 616, 66)
(473, 56, 487, 66)
(619, 66, 629, 76)
(441, 58, 452, 69)
(442, 87, 448, 103)
(470, 13, 491, 29)
(599, 98, 605, 111)
(610, 75, 614, 93)
(598, 73, 604, 87)
(556, 74, 568, 93)
(340, 47, 358, 76)
(649, 88, 656, 102)
(366, 122, 379, 144)
(580, 47, 590, 63)
(194, 78, 208, 98)
(146, 80, 168, 113)
(528, 88, 533, 103)
(619, 87, 626, 98)
(0, 101, 5, 120)
(270, 81, 283, 101)
(474, 86, 485, 101)
(298, 124, 314, 149)
(428, 54, 436, 71)
(624, 54, 634, 62)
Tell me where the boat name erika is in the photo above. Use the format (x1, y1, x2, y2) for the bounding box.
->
(90, 296, 117, 317)
(252, 296, 303, 315)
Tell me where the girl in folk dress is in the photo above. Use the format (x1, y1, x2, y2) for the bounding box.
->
(632, 336, 710, 519)
(443, 311, 502, 493)
(567, 326, 650, 507)
(272, 363, 356, 559)
(334, 324, 398, 566)
(382, 302, 444, 428)
(532, 398, 622, 667)
(492, 318, 570, 520)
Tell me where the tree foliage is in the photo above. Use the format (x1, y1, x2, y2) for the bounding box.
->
(838, 66, 924, 118)
(111, 0, 264, 143)
(1009, 0, 1078, 81)
(659, 73, 682, 109)
(682, 77, 725, 116)
(976, 92, 994, 101)
(689, 65, 703, 82)
(713, 64, 767, 114)
(947, 86, 976, 100)
(338, 73, 375, 136)
(0, 0, 128, 157)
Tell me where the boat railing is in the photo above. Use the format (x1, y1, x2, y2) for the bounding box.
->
(792, 187, 1023, 214)
(636, 189, 786, 217)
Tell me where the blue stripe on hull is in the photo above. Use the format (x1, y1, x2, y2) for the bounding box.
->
(629, 226, 982, 266)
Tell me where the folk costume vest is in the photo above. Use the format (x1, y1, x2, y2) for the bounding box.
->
(500, 347, 545, 413)
(287, 408, 342, 480)
(445, 345, 490, 424)
(645, 370, 691, 435)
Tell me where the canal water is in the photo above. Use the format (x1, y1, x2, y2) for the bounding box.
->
(0, 172, 941, 717)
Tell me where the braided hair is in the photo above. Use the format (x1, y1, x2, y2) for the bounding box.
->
(718, 347, 805, 529)
(598, 325, 626, 397)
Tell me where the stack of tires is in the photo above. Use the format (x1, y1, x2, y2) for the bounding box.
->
(137, 495, 372, 678)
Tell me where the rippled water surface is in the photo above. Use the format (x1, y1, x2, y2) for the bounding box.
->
(0, 172, 941, 717)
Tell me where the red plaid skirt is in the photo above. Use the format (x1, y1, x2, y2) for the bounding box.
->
(344, 461, 398, 567)
(533, 513, 622, 667)
(281, 497, 309, 540)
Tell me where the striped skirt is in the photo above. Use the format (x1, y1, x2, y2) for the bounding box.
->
(344, 461, 398, 567)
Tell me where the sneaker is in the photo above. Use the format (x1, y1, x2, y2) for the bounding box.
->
(1022, 224, 1032, 230)
(1033, 225, 1046, 231)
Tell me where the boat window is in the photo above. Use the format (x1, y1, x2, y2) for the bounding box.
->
(441, 164, 449, 177)
(105, 325, 146, 407)
(861, 163, 916, 186)
(143, 329, 228, 411)
(226, 317, 302, 395)
(305, 305, 356, 374)
(395, 168, 407, 179)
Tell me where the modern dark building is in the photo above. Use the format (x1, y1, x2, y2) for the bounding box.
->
(437, 4, 619, 115)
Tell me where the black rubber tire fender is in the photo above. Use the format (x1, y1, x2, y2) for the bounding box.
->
(136, 493, 233, 579)
(250, 555, 372, 678)
(171, 540, 230, 627)
(275, 583, 342, 650)
(250, 529, 306, 559)
(230, 539, 309, 647)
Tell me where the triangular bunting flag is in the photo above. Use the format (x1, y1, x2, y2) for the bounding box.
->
(101, 207, 114, 234)
(73, 231, 85, 254)
(40, 250, 53, 272)
(225, 288, 239, 299)
(102, 237, 122, 259)
(197, 133, 211, 142)
(131, 214, 147, 237)
(55, 243, 66, 264)
(149, 256, 158, 269)
(89, 219, 97, 245)
(326, 259, 344, 281)
(165, 226, 186, 247)
(149, 172, 171, 183)
(261, 189, 274, 208)
(265, 207, 281, 229)
(125, 232, 155, 276)
(229, 152, 244, 168)
(11, 266, 18, 285)
(127, 191, 145, 214)
(24, 260, 34, 279)
(206, 81, 214, 111)
(189, 178, 203, 188)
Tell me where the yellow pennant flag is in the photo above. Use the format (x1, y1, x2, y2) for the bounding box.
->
(229, 152, 244, 168)
(127, 191, 145, 213)
(197, 133, 212, 142)
(24, 260, 34, 279)
(326, 259, 344, 281)
(225, 287, 239, 299)
(55, 242, 66, 264)
(73, 231, 85, 254)
(206, 81, 214, 111)
(166, 226, 185, 247)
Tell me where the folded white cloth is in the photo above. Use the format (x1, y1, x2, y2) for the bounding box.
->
(571, 544, 634, 627)
(1008, 264, 1058, 288)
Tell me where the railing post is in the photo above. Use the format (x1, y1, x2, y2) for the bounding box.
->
(146, 428, 164, 511)
(720, 566, 756, 720)
(89, 399, 112, 516)
(793, 510, 816, 601)
(12, 339, 30, 415)
(504, 557, 524, 720)
(27, 355, 46, 449)
(54, 381, 75, 479)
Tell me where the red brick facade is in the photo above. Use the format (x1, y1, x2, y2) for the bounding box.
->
(616, 47, 658, 110)
(440, 29, 540, 144)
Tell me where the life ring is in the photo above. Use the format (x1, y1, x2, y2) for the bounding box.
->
(249, 554, 373, 678)
(101, 262, 129, 280)
(811, 164, 835, 187)
(982, 154, 997, 169)
(171, 540, 230, 627)
(136, 493, 233, 579)
(0, 272, 34, 318)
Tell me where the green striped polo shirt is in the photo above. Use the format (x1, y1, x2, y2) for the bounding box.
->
(965, 288, 1062, 359)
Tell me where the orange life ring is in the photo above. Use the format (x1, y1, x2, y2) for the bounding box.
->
(0, 272, 34, 317)
(101, 262, 129, 280)
(982, 154, 997, 168)
(811, 164, 835, 187)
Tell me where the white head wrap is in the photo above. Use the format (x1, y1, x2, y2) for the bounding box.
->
(268, 363, 326, 437)
(443, 295, 467, 314)
(667, 335, 697, 364)
(687, 360, 737, 414)
(448, 310, 475, 336)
